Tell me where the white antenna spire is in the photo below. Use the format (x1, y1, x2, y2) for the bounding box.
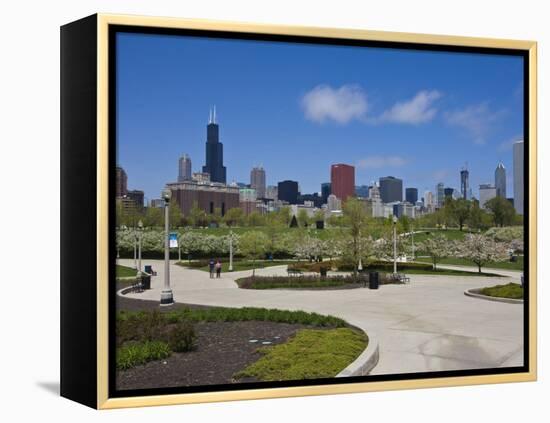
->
(208, 107, 212, 124)
(213, 105, 217, 124)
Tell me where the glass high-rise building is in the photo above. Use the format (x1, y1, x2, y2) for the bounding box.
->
(495, 162, 506, 199)
(277, 180, 299, 204)
(379, 176, 403, 203)
(321, 182, 331, 204)
(460, 168, 470, 200)
(202, 106, 226, 183)
(405, 187, 418, 204)
(436, 182, 445, 208)
(178, 154, 192, 182)
(250, 166, 266, 198)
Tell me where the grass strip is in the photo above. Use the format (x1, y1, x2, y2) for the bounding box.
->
(480, 283, 523, 299)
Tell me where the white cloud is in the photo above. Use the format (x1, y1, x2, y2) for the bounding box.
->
(444, 102, 505, 144)
(301, 84, 368, 124)
(376, 90, 441, 124)
(357, 155, 408, 169)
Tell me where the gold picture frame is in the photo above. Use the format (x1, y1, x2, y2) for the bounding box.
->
(60, 13, 537, 409)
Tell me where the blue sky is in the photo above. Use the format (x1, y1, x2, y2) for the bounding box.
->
(116, 32, 524, 202)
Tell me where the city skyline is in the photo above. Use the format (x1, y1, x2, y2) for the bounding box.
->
(116, 32, 524, 202)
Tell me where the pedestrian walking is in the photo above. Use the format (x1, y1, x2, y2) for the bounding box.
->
(209, 258, 215, 279)
(215, 259, 222, 278)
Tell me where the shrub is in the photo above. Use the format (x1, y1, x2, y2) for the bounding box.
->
(166, 322, 197, 352)
(116, 340, 171, 370)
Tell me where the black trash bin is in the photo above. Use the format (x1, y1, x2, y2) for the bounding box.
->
(369, 271, 379, 290)
(140, 273, 151, 290)
(144, 265, 153, 274)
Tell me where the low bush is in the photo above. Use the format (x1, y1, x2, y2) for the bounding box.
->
(237, 275, 364, 290)
(116, 340, 171, 370)
(166, 322, 197, 352)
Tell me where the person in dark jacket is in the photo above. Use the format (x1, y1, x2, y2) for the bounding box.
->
(209, 258, 215, 279)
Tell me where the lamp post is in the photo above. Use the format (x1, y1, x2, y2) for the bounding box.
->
(133, 229, 137, 269)
(393, 214, 398, 275)
(161, 188, 174, 305)
(229, 230, 234, 272)
(137, 219, 143, 272)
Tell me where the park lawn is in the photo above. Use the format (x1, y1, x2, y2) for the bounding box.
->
(480, 283, 523, 299)
(415, 256, 523, 271)
(409, 229, 473, 243)
(177, 260, 296, 273)
(234, 328, 367, 381)
(116, 264, 137, 278)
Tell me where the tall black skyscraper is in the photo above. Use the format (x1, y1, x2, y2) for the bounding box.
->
(405, 187, 418, 204)
(321, 182, 331, 204)
(460, 166, 469, 200)
(379, 176, 403, 203)
(278, 180, 299, 204)
(202, 106, 226, 183)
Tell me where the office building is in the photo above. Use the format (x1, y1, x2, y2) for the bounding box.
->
(513, 140, 524, 214)
(266, 185, 278, 201)
(495, 162, 506, 199)
(202, 106, 227, 183)
(321, 182, 331, 204)
(444, 187, 454, 200)
(460, 167, 469, 200)
(298, 192, 323, 208)
(150, 199, 164, 208)
(115, 166, 128, 198)
(331, 164, 355, 201)
(355, 185, 369, 198)
(192, 172, 210, 183)
(277, 180, 299, 204)
(327, 194, 342, 212)
(479, 183, 497, 209)
(379, 176, 403, 203)
(167, 180, 239, 217)
(250, 166, 266, 198)
(126, 190, 144, 209)
(405, 187, 418, 204)
(178, 154, 192, 182)
(424, 191, 434, 211)
(436, 183, 445, 208)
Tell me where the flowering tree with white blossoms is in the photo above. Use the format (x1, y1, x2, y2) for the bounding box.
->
(419, 233, 456, 270)
(457, 233, 510, 273)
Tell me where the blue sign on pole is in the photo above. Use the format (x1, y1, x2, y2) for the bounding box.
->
(169, 232, 178, 248)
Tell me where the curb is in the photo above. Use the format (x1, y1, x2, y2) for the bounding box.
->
(464, 288, 523, 304)
(336, 332, 380, 377)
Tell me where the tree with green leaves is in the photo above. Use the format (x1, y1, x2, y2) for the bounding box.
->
(168, 200, 183, 229)
(247, 211, 265, 227)
(238, 231, 268, 277)
(189, 201, 208, 228)
(342, 198, 369, 274)
(485, 196, 516, 227)
(297, 208, 310, 228)
(223, 207, 244, 227)
(143, 206, 163, 228)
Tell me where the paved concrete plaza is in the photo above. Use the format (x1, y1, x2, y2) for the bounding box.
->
(121, 259, 524, 375)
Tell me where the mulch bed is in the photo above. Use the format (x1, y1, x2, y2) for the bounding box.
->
(115, 286, 317, 391)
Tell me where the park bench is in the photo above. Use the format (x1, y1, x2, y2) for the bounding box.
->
(287, 268, 303, 277)
(130, 279, 143, 293)
(389, 273, 410, 284)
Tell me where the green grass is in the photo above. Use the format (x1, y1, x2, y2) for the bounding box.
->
(415, 256, 523, 271)
(234, 328, 367, 381)
(116, 340, 171, 370)
(116, 264, 137, 278)
(480, 283, 523, 299)
(176, 259, 296, 273)
(367, 266, 502, 277)
(117, 307, 347, 328)
(409, 229, 472, 243)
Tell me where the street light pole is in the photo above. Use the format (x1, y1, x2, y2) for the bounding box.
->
(133, 230, 137, 269)
(393, 215, 398, 274)
(229, 230, 234, 272)
(137, 219, 143, 272)
(161, 188, 174, 305)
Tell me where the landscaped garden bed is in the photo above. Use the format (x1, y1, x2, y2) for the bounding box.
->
(480, 283, 523, 299)
(236, 275, 368, 290)
(115, 295, 365, 390)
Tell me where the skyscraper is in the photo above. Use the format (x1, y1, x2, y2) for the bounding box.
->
(115, 166, 127, 198)
(495, 162, 506, 199)
(266, 185, 278, 201)
(330, 164, 355, 201)
(405, 187, 418, 204)
(277, 180, 299, 204)
(513, 140, 524, 214)
(379, 176, 403, 203)
(202, 106, 226, 183)
(250, 166, 266, 198)
(178, 154, 192, 182)
(355, 185, 369, 198)
(479, 183, 496, 209)
(436, 182, 445, 208)
(321, 182, 331, 204)
(460, 167, 470, 200)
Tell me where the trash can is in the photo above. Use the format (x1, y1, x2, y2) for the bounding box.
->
(144, 265, 153, 274)
(140, 272, 151, 290)
(369, 271, 379, 290)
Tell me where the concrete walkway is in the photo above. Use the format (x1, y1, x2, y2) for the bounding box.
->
(121, 259, 524, 375)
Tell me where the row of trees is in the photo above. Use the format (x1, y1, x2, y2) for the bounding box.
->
(416, 197, 521, 231)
